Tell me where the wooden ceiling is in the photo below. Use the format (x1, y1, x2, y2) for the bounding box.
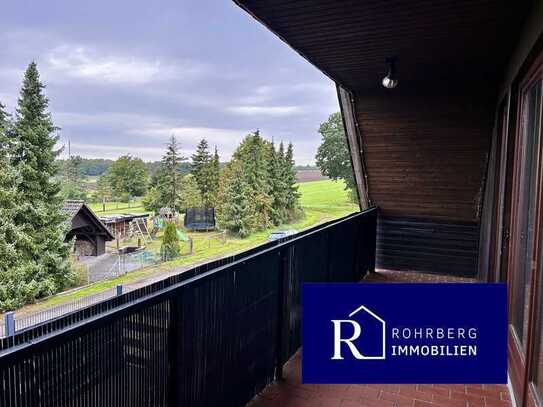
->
(234, 0, 527, 92)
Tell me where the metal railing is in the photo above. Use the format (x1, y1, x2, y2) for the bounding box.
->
(0, 286, 125, 337)
(0, 209, 377, 407)
(81, 250, 161, 284)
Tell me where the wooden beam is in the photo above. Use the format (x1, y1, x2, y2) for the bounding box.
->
(337, 84, 370, 210)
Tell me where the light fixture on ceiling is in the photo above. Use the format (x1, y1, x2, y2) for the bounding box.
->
(382, 57, 398, 89)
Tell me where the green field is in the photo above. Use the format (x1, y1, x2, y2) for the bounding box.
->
(20, 180, 359, 311)
(88, 198, 149, 215)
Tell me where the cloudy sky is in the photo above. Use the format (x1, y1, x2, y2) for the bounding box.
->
(0, 0, 339, 165)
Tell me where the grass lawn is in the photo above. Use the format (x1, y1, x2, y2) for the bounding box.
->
(87, 198, 150, 215)
(19, 180, 358, 312)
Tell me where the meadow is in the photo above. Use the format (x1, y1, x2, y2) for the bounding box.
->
(88, 198, 148, 215)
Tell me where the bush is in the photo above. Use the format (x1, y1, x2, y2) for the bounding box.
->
(160, 221, 181, 260)
(71, 259, 89, 287)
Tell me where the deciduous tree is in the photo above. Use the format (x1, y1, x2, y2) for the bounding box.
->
(315, 112, 356, 192)
(107, 155, 149, 199)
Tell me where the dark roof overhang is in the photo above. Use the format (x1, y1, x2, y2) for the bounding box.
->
(233, 0, 528, 93)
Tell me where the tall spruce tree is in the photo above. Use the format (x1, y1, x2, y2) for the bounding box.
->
(208, 146, 221, 208)
(283, 142, 301, 214)
(4, 63, 73, 308)
(233, 131, 273, 228)
(0, 141, 34, 310)
(268, 141, 287, 225)
(0, 102, 9, 149)
(0, 101, 33, 310)
(218, 162, 256, 237)
(160, 135, 186, 212)
(191, 139, 217, 207)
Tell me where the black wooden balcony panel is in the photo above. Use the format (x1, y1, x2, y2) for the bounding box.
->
(0, 209, 377, 407)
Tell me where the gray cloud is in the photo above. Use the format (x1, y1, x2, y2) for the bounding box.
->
(0, 0, 339, 165)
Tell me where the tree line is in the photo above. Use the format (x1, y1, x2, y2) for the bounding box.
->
(142, 131, 302, 237)
(218, 131, 301, 237)
(76, 129, 302, 239)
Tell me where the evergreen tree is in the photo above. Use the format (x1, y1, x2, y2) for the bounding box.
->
(191, 139, 213, 206)
(0, 102, 10, 150)
(60, 155, 87, 200)
(218, 162, 256, 237)
(268, 141, 287, 225)
(8, 62, 73, 301)
(208, 146, 221, 207)
(0, 102, 37, 310)
(283, 142, 301, 214)
(160, 135, 186, 212)
(180, 174, 203, 209)
(232, 131, 273, 228)
(160, 221, 180, 261)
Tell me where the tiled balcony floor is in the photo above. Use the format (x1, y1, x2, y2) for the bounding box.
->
(246, 270, 512, 407)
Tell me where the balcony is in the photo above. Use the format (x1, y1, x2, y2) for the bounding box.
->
(0, 210, 378, 407)
(2, 0, 542, 405)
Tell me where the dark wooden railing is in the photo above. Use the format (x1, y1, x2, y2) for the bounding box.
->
(0, 208, 376, 407)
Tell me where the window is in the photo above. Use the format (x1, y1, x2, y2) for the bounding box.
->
(512, 79, 542, 349)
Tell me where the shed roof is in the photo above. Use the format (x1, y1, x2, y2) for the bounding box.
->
(62, 200, 115, 241)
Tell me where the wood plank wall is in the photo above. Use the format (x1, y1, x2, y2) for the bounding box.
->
(355, 85, 495, 276)
(376, 216, 479, 276)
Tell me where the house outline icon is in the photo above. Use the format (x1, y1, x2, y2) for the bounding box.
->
(348, 305, 387, 360)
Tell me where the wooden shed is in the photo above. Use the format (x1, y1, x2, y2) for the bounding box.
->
(62, 200, 114, 256)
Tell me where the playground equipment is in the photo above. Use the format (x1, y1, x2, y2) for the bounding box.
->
(128, 217, 152, 244)
(159, 207, 177, 222)
(184, 207, 216, 231)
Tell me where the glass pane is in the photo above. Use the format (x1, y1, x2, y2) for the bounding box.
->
(536, 259, 543, 394)
(512, 79, 541, 349)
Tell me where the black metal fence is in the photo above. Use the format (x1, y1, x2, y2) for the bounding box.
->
(0, 209, 376, 407)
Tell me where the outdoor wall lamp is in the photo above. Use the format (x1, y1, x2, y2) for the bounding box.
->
(382, 57, 398, 89)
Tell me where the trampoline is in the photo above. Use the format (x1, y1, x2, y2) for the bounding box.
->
(184, 208, 216, 231)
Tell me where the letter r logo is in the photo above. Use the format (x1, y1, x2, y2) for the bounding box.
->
(331, 320, 364, 359)
(330, 305, 386, 360)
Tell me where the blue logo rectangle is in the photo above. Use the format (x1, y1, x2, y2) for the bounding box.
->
(302, 283, 507, 384)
